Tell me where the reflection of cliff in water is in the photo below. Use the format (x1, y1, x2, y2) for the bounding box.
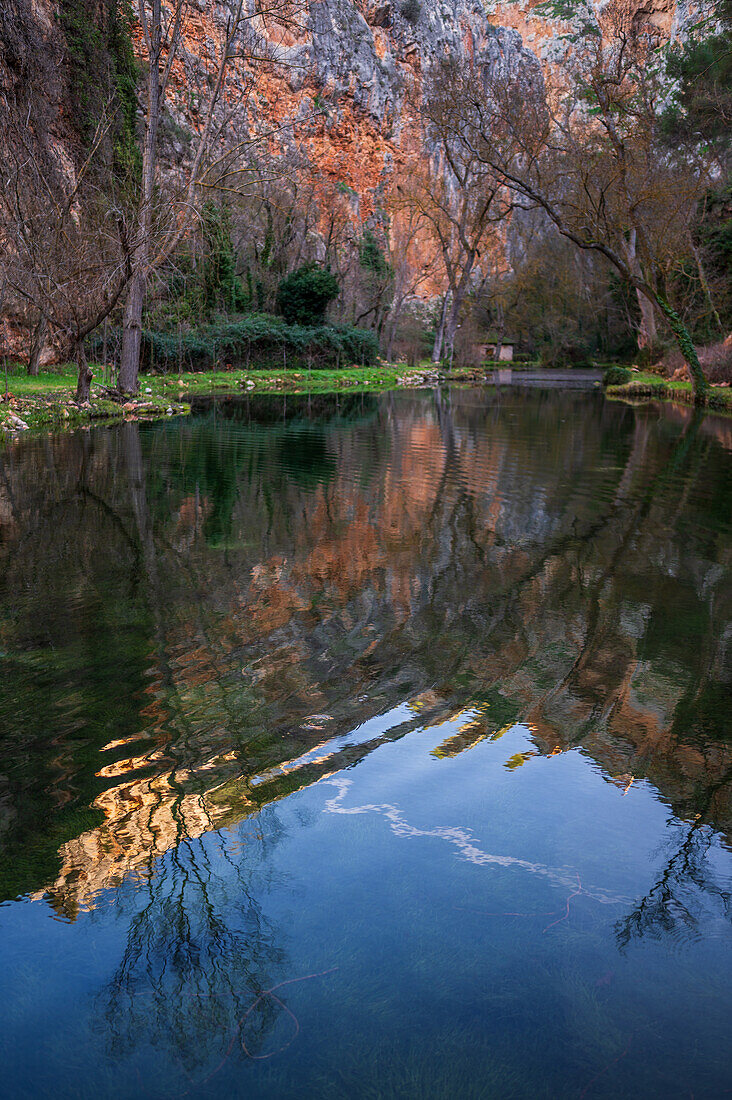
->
(0, 389, 729, 915)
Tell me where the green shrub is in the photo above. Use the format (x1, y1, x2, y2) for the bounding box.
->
(277, 264, 339, 325)
(93, 314, 379, 372)
(359, 231, 391, 278)
(603, 366, 632, 387)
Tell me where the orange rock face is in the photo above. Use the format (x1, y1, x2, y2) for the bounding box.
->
(148, 0, 690, 287)
(0, 0, 691, 361)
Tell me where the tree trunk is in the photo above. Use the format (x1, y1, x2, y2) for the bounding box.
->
(431, 293, 450, 363)
(75, 342, 93, 403)
(493, 304, 505, 362)
(27, 313, 47, 376)
(119, 10, 162, 396)
(443, 280, 470, 367)
(653, 293, 708, 404)
(384, 297, 405, 362)
(635, 287, 658, 350)
(385, 313, 398, 362)
(119, 271, 144, 394)
(624, 231, 657, 351)
(443, 301, 460, 367)
(691, 242, 722, 332)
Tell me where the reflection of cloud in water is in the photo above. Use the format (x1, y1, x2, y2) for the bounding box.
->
(322, 775, 628, 907)
(250, 703, 414, 787)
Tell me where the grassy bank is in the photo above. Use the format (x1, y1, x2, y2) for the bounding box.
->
(606, 370, 732, 410)
(0, 362, 444, 433)
(0, 365, 188, 432)
(6, 361, 728, 436)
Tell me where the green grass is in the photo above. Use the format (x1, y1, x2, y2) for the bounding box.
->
(606, 369, 732, 410)
(6, 359, 727, 436)
(148, 363, 424, 394)
(0, 361, 441, 434)
(1, 365, 78, 394)
(0, 362, 186, 432)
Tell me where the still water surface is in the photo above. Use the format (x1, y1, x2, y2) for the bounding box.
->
(0, 388, 730, 1098)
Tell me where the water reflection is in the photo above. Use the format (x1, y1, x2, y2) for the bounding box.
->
(615, 817, 731, 949)
(96, 807, 293, 1081)
(1, 388, 731, 1096)
(0, 390, 729, 923)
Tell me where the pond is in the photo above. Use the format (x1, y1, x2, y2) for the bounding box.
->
(0, 387, 730, 1098)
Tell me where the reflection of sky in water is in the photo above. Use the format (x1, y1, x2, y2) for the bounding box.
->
(0, 389, 730, 1097)
(1, 715, 730, 1098)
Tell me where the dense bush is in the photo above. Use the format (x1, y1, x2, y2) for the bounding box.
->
(156, 203, 249, 322)
(277, 264, 339, 325)
(603, 366, 632, 387)
(94, 314, 379, 372)
(359, 230, 391, 278)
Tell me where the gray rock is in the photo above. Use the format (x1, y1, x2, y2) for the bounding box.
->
(300, 0, 539, 126)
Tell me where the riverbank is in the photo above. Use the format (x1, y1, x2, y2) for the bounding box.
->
(4, 362, 730, 435)
(0, 363, 447, 433)
(606, 370, 732, 410)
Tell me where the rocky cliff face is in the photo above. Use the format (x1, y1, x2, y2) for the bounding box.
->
(151, 0, 541, 225)
(159, 0, 693, 217)
(0, 0, 695, 350)
(0, 0, 697, 212)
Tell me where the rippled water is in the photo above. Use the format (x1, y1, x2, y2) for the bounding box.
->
(0, 387, 730, 1098)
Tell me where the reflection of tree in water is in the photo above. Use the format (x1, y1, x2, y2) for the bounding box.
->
(96, 806, 290, 1078)
(615, 816, 732, 951)
(0, 391, 730, 937)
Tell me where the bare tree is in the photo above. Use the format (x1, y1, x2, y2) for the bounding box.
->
(227, 156, 322, 311)
(397, 85, 513, 364)
(119, 0, 241, 392)
(117, 0, 307, 394)
(0, 106, 132, 402)
(382, 196, 442, 363)
(429, 0, 712, 399)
